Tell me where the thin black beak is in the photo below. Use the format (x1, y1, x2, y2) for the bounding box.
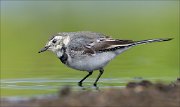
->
(38, 46, 50, 53)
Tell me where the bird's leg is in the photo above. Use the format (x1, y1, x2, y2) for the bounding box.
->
(78, 72, 93, 87)
(93, 68, 104, 88)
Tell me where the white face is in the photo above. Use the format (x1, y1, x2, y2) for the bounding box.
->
(38, 36, 64, 54)
(46, 36, 64, 52)
(39, 33, 70, 58)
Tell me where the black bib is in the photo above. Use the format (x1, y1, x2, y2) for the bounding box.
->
(59, 53, 68, 64)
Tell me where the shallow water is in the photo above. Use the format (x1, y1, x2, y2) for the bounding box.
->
(1, 77, 176, 97)
(0, 78, 128, 91)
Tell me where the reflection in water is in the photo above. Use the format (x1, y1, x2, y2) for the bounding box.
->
(1, 77, 173, 90)
(1, 78, 128, 90)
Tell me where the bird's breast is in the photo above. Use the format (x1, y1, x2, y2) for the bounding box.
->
(66, 52, 117, 71)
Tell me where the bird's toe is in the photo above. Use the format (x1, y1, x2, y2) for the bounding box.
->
(93, 84, 99, 90)
(78, 82, 83, 87)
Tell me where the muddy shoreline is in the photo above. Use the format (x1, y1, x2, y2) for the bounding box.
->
(1, 79, 180, 107)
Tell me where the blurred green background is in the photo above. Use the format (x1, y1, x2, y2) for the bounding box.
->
(1, 1, 179, 96)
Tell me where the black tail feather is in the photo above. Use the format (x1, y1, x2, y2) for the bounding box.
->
(133, 38, 173, 46)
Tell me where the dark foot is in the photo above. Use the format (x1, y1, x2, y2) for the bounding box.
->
(78, 82, 87, 90)
(93, 83, 99, 90)
(78, 82, 83, 87)
(93, 83, 97, 87)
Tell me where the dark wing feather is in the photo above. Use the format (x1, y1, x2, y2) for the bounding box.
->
(84, 38, 134, 54)
(67, 31, 134, 55)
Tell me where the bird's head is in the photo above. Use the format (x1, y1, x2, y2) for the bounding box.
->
(38, 33, 70, 56)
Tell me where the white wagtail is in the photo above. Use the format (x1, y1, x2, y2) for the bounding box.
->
(38, 31, 173, 88)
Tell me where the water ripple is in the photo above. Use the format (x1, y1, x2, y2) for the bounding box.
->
(0, 77, 173, 90)
(0, 78, 128, 90)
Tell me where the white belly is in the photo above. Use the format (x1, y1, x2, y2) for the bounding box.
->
(67, 52, 117, 71)
(66, 47, 131, 71)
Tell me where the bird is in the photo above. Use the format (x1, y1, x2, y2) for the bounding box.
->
(38, 31, 173, 88)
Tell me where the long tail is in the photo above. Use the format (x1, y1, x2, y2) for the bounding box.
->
(132, 38, 173, 46)
(101, 38, 173, 53)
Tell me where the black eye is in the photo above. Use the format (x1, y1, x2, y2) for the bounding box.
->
(52, 39, 57, 43)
